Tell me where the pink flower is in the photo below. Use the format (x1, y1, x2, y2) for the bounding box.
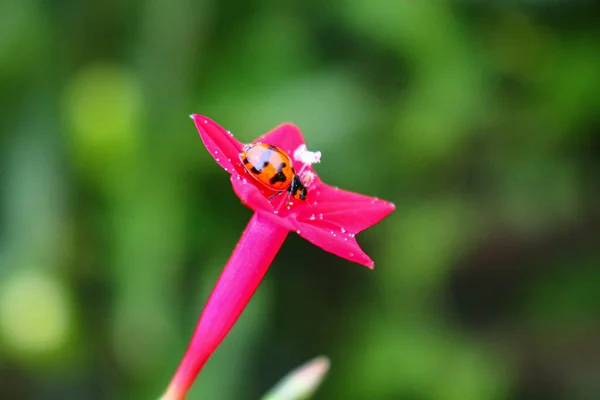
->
(161, 116, 394, 399)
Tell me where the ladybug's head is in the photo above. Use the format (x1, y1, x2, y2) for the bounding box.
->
(291, 175, 308, 201)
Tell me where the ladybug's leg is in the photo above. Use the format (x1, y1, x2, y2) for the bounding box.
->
(268, 191, 283, 201)
(270, 190, 289, 212)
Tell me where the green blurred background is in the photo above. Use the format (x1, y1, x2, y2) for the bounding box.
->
(1, 0, 599, 399)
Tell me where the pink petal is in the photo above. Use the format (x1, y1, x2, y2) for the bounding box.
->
(191, 114, 245, 174)
(230, 175, 296, 231)
(254, 123, 306, 159)
(296, 179, 396, 234)
(295, 221, 374, 268)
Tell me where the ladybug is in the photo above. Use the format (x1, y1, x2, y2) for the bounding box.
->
(240, 143, 308, 203)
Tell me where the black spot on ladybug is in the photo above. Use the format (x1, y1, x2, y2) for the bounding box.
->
(269, 162, 288, 185)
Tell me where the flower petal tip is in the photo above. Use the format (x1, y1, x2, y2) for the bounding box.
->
(353, 256, 375, 270)
(379, 200, 396, 213)
(378, 199, 396, 219)
(191, 114, 207, 124)
(191, 114, 245, 173)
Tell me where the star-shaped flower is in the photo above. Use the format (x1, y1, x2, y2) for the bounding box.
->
(195, 115, 395, 267)
(161, 116, 394, 399)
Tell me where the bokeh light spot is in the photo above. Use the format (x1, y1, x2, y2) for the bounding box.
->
(62, 62, 142, 184)
(0, 270, 72, 357)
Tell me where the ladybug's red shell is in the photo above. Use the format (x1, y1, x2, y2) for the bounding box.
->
(240, 144, 308, 201)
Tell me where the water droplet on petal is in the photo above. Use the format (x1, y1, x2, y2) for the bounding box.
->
(274, 210, 279, 214)
(349, 252, 354, 257)
(203, 119, 208, 124)
(216, 158, 220, 162)
(296, 230, 301, 234)
(340, 227, 346, 233)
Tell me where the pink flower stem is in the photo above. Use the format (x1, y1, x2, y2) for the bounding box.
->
(161, 212, 289, 400)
